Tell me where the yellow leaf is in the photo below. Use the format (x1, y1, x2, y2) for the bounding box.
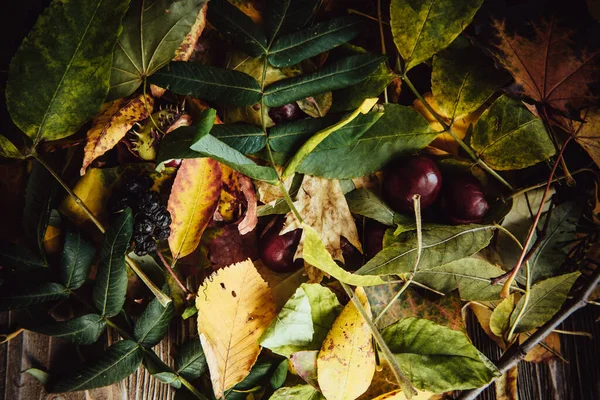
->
(43, 225, 62, 257)
(574, 107, 600, 169)
(317, 287, 375, 400)
(168, 158, 222, 261)
(283, 176, 362, 263)
(371, 389, 437, 400)
(81, 94, 153, 175)
(173, 4, 207, 62)
(196, 259, 276, 399)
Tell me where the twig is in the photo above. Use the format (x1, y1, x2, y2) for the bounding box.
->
(499, 137, 572, 298)
(377, 0, 388, 103)
(157, 249, 190, 295)
(347, 9, 390, 25)
(457, 265, 600, 400)
(341, 282, 416, 398)
(401, 75, 515, 191)
(504, 168, 595, 201)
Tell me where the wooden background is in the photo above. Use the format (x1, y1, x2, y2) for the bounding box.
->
(1, 302, 598, 400)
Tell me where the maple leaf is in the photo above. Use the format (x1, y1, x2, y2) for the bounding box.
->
(573, 107, 600, 168)
(282, 175, 362, 263)
(491, 17, 600, 114)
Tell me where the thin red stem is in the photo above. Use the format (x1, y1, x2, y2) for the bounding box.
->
(157, 250, 190, 295)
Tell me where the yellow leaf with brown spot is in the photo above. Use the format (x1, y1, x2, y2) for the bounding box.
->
(81, 94, 153, 175)
(168, 158, 222, 261)
(495, 366, 518, 400)
(196, 259, 276, 399)
(317, 287, 375, 400)
(371, 389, 437, 400)
(43, 225, 63, 257)
(173, 3, 207, 62)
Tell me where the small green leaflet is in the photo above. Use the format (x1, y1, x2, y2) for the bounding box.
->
(207, 0, 267, 57)
(510, 272, 580, 333)
(265, 0, 321, 38)
(382, 317, 500, 392)
(109, 0, 207, 99)
(471, 95, 555, 170)
(175, 339, 208, 381)
(156, 109, 216, 162)
(6, 0, 130, 144)
(432, 37, 509, 120)
(390, 0, 484, 72)
(296, 104, 439, 179)
(263, 55, 387, 107)
(52, 340, 143, 392)
(92, 209, 133, 317)
(345, 188, 414, 227)
(357, 225, 495, 276)
(268, 16, 364, 68)
(0, 135, 23, 159)
(153, 372, 182, 389)
(134, 292, 174, 347)
(0, 241, 47, 272)
(24, 368, 51, 386)
(270, 360, 289, 389)
(211, 124, 266, 154)
(150, 62, 262, 106)
(490, 294, 517, 337)
(0, 282, 68, 312)
(60, 228, 96, 290)
(271, 385, 325, 400)
(31, 314, 106, 345)
(23, 161, 56, 261)
(302, 224, 385, 286)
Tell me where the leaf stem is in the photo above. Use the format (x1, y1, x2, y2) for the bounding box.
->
(401, 75, 514, 191)
(32, 152, 171, 307)
(376, 0, 388, 103)
(156, 249, 191, 295)
(504, 167, 595, 201)
(340, 282, 416, 398)
(457, 265, 600, 400)
(0, 328, 25, 344)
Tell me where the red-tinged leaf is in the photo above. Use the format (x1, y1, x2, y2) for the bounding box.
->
(81, 94, 154, 175)
(365, 285, 465, 332)
(168, 158, 222, 261)
(491, 18, 600, 113)
(206, 224, 258, 270)
(290, 350, 319, 390)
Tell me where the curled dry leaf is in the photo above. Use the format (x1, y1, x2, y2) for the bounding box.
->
(283, 175, 362, 262)
(168, 158, 222, 261)
(491, 18, 600, 114)
(317, 287, 375, 400)
(173, 3, 208, 62)
(81, 94, 154, 175)
(237, 173, 258, 235)
(195, 259, 276, 399)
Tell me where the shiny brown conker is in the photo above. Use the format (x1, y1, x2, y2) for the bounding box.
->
(259, 217, 303, 272)
(440, 173, 489, 224)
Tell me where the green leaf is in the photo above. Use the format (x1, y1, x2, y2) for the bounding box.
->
(0, 135, 24, 159)
(271, 385, 325, 400)
(414, 257, 508, 301)
(153, 372, 182, 388)
(52, 340, 143, 392)
(134, 292, 174, 347)
(6, 0, 130, 144)
(31, 314, 106, 345)
(211, 124, 266, 154)
(151, 62, 262, 106)
(207, 0, 267, 57)
(390, 0, 484, 72)
(109, 0, 207, 99)
(0, 241, 47, 272)
(510, 272, 580, 333)
(265, 0, 321, 39)
(181, 305, 198, 320)
(345, 188, 414, 228)
(529, 202, 581, 283)
(0, 282, 68, 312)
(23, 160, 57, 260)
(357, 225, 495, 276)
(268, 16, 364, 68)
(382, 317, 500, 392)
(225, 359, 278, 400)
(431, 37, 508, 119)
(24, 368, 51, 386)
(490, 294, 517, 337)
(270, 360, 289, 389)
(302, 283, 343, 347)
(260, 286, 313, 357)
(296, 104, 439, 178)
(471, 95, 555, 170)
(92, 209, 133, 317)
(302, 224, 385, 286)
(156, 109, 216, 161)
(175, 339, 208, 381)
(264, 54, 387, 107)
(60, 228, 96, 290)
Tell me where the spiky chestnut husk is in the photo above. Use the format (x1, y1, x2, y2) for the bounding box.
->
(126, 104, 189, 161)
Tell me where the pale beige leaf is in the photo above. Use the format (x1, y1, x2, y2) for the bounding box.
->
(317, 287, 375, 400)
(196, 259, 276, 399)
(81, 94, 153, 175)
(495, 366, 518, 400)
(283, 175, 362, 262)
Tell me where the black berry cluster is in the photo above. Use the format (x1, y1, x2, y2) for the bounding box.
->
(110, 176, 172, 256)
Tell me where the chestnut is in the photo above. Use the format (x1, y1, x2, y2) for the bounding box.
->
(268, 103, 305, 124)
(439, 173, 489, 224)
(259, 217, 303, 272)
(383, 156, 442, 213)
